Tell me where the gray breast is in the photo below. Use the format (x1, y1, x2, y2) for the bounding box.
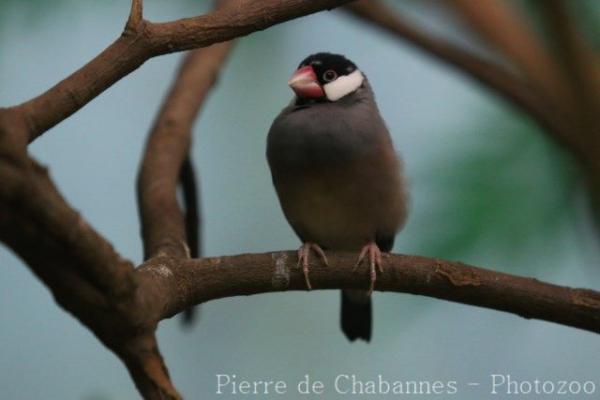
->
(267, 93, 387, 173)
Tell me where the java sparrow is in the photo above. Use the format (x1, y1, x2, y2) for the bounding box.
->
(266, 53, 407, 342)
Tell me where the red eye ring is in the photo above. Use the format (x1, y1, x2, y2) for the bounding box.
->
(323, 69, 337, 82)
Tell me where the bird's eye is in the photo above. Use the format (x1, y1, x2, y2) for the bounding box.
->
(323, 70, 337, 82)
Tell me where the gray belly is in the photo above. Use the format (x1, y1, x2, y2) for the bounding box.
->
(271, 151, 404, 251)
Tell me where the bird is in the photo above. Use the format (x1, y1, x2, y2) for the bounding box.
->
(266, 52, 408, 342)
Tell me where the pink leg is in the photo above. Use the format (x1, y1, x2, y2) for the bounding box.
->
(353, 242, 383, 295)
(297, 242, 328, 290)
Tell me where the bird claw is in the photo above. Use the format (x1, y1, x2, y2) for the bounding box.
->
(297, 242, 328, 290)
(354, 242, 384, 296)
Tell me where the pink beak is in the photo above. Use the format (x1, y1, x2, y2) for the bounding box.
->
(288, 66, 324, 99)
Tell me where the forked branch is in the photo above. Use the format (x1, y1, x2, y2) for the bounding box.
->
(8, 0, 354, 144)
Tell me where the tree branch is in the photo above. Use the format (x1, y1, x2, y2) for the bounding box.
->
(540, 0, 600, 144)
(119, 334, 181, 400)
(447, 0, 572, 109)
(342, 1, 582, 160)
(137, 251, 600, 335)
(2, 0, 600, 397)
(137, 41, 234, 260)
(18, 35, 151, 143)
(7, 0, 354, 143)
(0, 160, 137, 300)
(126, 0, 143, 32)
(134, 3, 235, 393)
(0, 160, 172, 397)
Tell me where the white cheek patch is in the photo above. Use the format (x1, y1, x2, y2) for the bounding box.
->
(323, 69, 364, 101)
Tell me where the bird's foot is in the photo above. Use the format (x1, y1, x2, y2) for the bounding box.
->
(353, 242, 384, 296)
(297, 242, 328, 290)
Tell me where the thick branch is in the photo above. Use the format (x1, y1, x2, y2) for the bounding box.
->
(0, 159, 170, 397)
(0, 160, 137, 301)
(138, 251, 600, 335)
(119, 334, 180, 400)
(7, 0, 353, 143)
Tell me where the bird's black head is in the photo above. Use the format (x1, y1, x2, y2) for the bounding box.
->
(298, 53, 358, 86)
(288, 52, 364, 102)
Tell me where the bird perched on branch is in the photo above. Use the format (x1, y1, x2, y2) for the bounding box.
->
(267, 53, 407, 342)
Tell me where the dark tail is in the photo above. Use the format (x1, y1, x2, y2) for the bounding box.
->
(180, 157, 201, 327)
(340, 290, 372, 342)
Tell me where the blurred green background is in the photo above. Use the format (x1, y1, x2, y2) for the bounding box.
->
(1, 0, 599, 399)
